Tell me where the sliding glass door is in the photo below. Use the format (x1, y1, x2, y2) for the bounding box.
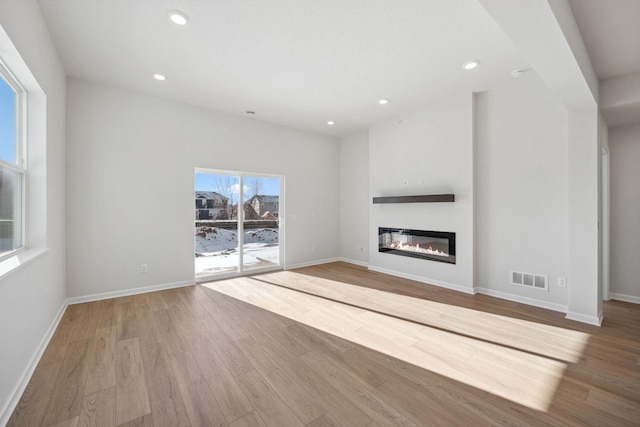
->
(194, 169, 282, 279)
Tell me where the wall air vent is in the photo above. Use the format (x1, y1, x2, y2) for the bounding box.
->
(511, 271, 548, 291)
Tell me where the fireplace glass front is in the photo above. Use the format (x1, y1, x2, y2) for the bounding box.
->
(378, 228, 456, 264)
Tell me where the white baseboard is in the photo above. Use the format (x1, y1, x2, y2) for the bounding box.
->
(285, 257, 341, 270)
(565, 310, 603, 326)
(66, 280, 195, 305)
(0, 299, 68, 427)
(474, 287, 568, 313)
(609, 293, 640, 304)
(338, 257, 368, 268)
(367, 265, 476, 295)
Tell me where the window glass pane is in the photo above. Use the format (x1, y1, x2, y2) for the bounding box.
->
(195, 172, 240, 277)
(0, 77, 16, 164)
(0, 165, 22, 254)
(243, 176, 280, 271)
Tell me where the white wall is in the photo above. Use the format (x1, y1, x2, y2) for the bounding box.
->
(66, 78, 339, 298)
(600, 71, 640, 127)
(368, 94, 475, 292)
(0, 0, 67, 423)
(609, 122, 640, 302)
(478, 0, 601, 324)
(475, 74, 569, 310)
(567, 106, 601, 324)
(339, 130, 369, 265)
(600, 114, 610, 301)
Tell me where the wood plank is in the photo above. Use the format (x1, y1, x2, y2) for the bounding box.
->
(6, 361, 62, 427)
(149, 397, 190, 427)
(306, 412, 347, 427)
(235, 369, 305, 427)
(49, 417, 80, 427)
(216, 298, 273, 345)
(38, 305, 79, 366)
(197, 317, 254, 377)
(162, 289, 209, 347)
(141, 342, 190, 427)
(190, 341, 254, 423)
(169, 350, 226, 426)
(372, 377, 479, 426)
(77, 387, 115, 427)
(174, 285, 211, 321)
(117, 413, 154, 427)
(141, 342, 185, 405)
(37, 333, 69, 367)
(234, 336, 326, 424)
(153, 309, 189, 356)
(284, 322, 354, 354)
(116, 302, 138, 342)
(41, 338, 93, 426)
(228, 411, 267, 427)
(205, 298, 251, 341)
(261, 339, 372, 427)
(84, 325, 116, 394)
(116, 337, 151, 425)
(94, 298, 117, 329)
(145, 290, 169, 311)
(66, 304, 99, 343)
(300, 351, 417, 426)
(134, 296, 164, 348)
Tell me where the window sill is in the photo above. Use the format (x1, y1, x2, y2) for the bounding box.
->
(0, 248, 49, 281)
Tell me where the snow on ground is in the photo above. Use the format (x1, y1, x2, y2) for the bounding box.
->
(195, 227, 279, 274)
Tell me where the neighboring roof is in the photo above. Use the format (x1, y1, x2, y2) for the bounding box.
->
(254, 195, 279, 203)
(195, 191, 228, 201)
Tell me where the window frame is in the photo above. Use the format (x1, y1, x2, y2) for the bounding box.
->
(0, 59, 27, 262)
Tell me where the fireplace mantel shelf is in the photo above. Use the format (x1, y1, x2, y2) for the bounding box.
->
(372, 194, 455, 204)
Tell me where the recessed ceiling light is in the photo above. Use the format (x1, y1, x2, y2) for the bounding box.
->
(168, 10, 189, 25)
(153, 73, 166, 81)
(463, 60, 480, 70)
(510, 68, 531, 78)
(378, 98, 389, 105)
(327, 121, 335, 126)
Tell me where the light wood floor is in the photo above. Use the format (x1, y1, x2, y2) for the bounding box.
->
(7, 262, 640, 426)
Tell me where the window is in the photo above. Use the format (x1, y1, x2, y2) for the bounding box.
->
(0, 62, 25, 259)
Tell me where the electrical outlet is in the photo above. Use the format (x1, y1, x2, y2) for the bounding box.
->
(141, 264, 148, 273)
(558, 277, 567, 288)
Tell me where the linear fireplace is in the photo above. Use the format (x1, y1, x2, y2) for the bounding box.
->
(378, 227, 456, 264)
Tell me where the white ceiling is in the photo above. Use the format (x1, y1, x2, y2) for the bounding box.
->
(568, 0, 640, 80)
(37, 0, 530, 138)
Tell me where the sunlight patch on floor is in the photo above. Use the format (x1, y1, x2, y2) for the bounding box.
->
(203, 272, 590, 412)
(259, 271, 590, 363)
